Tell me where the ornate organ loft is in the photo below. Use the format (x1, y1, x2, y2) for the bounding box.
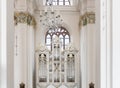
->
(36, 36, 78, 88)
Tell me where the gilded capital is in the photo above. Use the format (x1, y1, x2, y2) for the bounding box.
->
(14, 12, 36, 27)
(79, 12, 95, 27)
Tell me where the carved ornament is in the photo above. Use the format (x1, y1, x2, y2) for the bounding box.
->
(14, 12, 36, 27)
(79, 12, 95, 27)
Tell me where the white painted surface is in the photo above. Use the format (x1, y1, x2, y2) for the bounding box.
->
(0, 0, 14, 88)
(1, 0, 7, 87)
(112, 0, 120, 88)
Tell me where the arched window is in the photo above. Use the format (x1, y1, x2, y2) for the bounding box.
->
(45, 27, 70, 50)
(46, 0, 71, 6)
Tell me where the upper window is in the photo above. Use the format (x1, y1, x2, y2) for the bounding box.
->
(45, 27, 70, 50)
(46, 0, 71, 6)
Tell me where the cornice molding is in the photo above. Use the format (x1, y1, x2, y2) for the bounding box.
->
(14, 12, 36, 27)
(79, 11, 95, 27)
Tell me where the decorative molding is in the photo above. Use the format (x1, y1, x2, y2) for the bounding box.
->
(14, 12, 36, 27)
(79, 12, 95, 27)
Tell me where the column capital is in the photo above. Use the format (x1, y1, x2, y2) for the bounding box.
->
(79, 11, 95, 27)
(14, 11, 36, 27)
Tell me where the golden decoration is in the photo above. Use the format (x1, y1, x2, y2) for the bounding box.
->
(79, 12, 95, 27)
(14, 12, 36, 27)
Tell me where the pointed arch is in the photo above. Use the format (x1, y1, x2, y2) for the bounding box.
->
(45, 26, 71, 50)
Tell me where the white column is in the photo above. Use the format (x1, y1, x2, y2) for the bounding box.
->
(0, 0, 14, 88)
(0, 0, 7, 88)
(80, 26, 87, 88)
(106, 0, 112, 88)
(112, 0, 120, 88)
(14, 25, 22, 88)
(14, 24, 28, 88)
(95, 0, 112, 88)
(86, 24, 96, 86)
(27, 26, 35, 88)
(95, 0, 101, 88)
(0, 0, 1, 86)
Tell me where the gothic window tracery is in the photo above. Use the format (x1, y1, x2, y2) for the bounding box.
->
(46, 0, 71, 6)
(45, 27, 70, 50)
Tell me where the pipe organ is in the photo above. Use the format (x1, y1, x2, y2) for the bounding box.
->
(36, 36, 78, 88)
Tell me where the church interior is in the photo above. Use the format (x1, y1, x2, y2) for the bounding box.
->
(0, 0, 120, 88)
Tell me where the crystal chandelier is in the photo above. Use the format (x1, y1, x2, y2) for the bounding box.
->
(40, 0, 63, 29)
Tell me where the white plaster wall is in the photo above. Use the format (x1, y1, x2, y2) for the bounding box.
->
(80, 0, 95, 14)
(15, 0, 27, 11)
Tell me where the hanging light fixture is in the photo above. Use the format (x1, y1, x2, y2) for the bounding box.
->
(40, 0, 63, 29)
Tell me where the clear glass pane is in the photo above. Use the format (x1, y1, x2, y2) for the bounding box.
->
(59, 35, 63, 38)
(53, 2, 56, 5)
(59, 0, 63, 1)
(60, 38, 63, 44)
(58, 28, 61, 32)
(65, 39, 69, 44)
(46, 39, 51, 44)
(47, 34, 51, 38)
(65, 2, 70, 5)
(65, 35, 69, 38)
(59, 2, 63, 5)
(54, 2, 58, 5)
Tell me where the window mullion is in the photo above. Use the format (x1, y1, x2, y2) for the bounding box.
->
(63, 0, 65, 5)
(57, 0, 59, 5)
(45, 28, 70, 51)
(68, 0, 71, 5)
(63, 35, 65, 49)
